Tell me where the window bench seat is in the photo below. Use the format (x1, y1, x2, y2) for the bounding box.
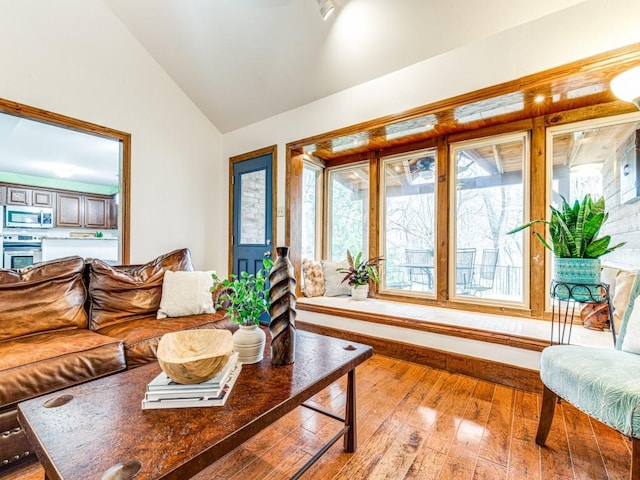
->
(296, 296, 615, 393)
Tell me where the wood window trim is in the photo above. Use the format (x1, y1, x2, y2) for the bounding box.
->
(377, 147, 439, 300)
(323, 160, 372, 262)
(286, 44, 640, 319)
(447, 130, 531, 310)
(301, 160, 324, 262)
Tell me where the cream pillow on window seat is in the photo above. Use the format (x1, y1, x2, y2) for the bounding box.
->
(321, 260, 351, 297)
(157, 270, 216, 319)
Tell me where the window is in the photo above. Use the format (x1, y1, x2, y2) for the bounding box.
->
(450, 132, 529, 306)
(381, 149, 437, 294)
(326, 163, 369, 261)
(301, 162, 323, 261)
(548, 113, 640, 279)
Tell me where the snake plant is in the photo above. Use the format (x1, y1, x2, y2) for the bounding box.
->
(508, 194, 625, 258)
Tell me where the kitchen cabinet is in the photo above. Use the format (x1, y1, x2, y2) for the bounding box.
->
(56, 193, 114, 229)
(33, 190, 53, 207)
(56, 193, 83, 227)
(0, 183, 116, 229)
(6, 186, 53, 207)
(84, 196, 109, 229)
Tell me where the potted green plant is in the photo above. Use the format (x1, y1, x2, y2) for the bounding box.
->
(211, 259, 273, 364)
(337, 250, 384, 300)
(508, 194, 624, 300)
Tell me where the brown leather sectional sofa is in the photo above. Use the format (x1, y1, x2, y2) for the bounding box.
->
(0, 248, 231, 472)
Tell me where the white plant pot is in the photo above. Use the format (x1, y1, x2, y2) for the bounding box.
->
(351, 284, 369, 301)
(233, 324, 266, 364)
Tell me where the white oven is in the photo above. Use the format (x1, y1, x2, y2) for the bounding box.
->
(2, 234, 42, 269)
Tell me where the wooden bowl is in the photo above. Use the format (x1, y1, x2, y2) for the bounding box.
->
(157, 329, 233, 384)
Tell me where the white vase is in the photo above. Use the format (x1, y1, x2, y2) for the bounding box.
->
(232, 324, 266, 364)
(351, 284, 369, 301)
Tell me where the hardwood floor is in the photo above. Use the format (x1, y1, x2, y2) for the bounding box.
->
(3, 355, 631, 480)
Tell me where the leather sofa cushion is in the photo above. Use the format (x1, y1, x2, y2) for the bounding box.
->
(89, 248, 194, 331)
(0, 256, 87, 341)
(97, 312, 232, 368)
(0, 329, 126, 409)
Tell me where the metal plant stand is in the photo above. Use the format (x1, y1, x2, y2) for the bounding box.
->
(549, 280, 615, 346)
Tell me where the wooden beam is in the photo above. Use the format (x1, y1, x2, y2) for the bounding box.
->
(436, 136, 449, 301)
(368, 152, 379, 295)
(530, 117, 547, 317)
(285, 147, 304, 297)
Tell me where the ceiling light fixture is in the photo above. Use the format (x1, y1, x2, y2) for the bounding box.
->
(317, 0, 335, 20)
(610, 65, 640, 109)
(51, 165, 75, 178)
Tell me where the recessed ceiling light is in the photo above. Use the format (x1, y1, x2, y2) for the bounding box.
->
(317, 0, 335, 20)
(51, 165, 75, 178)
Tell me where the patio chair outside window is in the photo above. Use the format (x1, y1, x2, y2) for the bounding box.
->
(456, 248, 476, 293)
(405, 249, 434, 289)
(470, 248, 499, 296)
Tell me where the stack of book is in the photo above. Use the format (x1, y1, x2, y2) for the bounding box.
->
(142, 352, 241, 410)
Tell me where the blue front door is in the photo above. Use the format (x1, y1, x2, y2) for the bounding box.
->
(232, 153, 273, 277)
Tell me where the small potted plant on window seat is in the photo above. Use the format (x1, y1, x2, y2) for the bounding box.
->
(211, 259, 273, 364)
(337, 250, 384, 300)
(508, 194, 624, 301)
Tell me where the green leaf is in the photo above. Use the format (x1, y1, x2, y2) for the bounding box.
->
(506, 219, 548, 235)
(346, 250, 354, 269)
(582, 212, 604, 243)
(584, 236, 610, 257)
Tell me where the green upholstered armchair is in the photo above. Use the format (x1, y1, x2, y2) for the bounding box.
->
(536, 272, 640, 479)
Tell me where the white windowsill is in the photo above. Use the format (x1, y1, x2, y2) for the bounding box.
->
(297, 296, 615, 359)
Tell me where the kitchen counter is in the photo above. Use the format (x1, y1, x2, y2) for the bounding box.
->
(40, 235, 117, 240)
(41, 237, 118, 262)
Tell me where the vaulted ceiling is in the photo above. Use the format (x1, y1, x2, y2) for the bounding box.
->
(103, 0, 588, 133)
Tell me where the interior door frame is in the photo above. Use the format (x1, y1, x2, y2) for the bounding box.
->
(0, 97, 131, 263)
(228, 145, 278, 276)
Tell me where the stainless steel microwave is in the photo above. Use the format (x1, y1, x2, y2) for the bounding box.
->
(5, 205, 53, 228)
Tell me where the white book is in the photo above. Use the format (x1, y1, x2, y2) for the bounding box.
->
(144, 362, 239, 401)
(141, 363, 241, 409)
(147, 352, 238, 392)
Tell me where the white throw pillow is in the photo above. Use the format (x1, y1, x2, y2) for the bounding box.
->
(621, 300, 640, 354)
(321, 260, 351, 297)
(157, 270, 216, 319)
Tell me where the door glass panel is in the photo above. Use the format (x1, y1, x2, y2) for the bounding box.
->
(382, 149, 436, 294)
(327, 163, 369, 261)
(451, 132, 527, 305)
(239, 169, 266, 244)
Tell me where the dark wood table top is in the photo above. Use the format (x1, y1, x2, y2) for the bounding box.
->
(18, 330, 372, 480)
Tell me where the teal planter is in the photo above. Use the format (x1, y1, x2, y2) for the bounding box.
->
(553, 257, 602, 301)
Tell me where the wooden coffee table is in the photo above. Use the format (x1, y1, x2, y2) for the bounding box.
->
(18, 330, 372, 480)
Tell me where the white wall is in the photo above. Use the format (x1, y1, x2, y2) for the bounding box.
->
(0, 0, 226, 270)
(224, 0, 640, 251)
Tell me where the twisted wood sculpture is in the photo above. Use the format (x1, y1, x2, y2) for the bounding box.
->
(268, 246, 297, 365)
